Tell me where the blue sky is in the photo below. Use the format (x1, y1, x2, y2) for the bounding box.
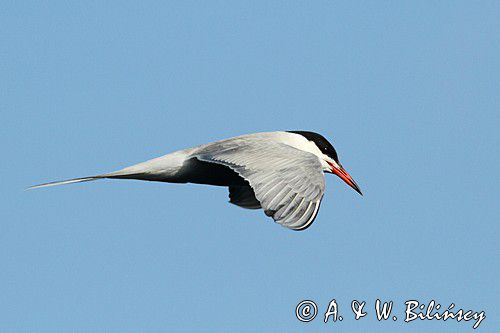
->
(2, 1, 499, 332)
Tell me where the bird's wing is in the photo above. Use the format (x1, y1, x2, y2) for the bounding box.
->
(228, 185, 262, 209)
(193, 138, 325, 230)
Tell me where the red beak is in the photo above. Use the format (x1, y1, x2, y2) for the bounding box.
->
(328, 162, 363, 196)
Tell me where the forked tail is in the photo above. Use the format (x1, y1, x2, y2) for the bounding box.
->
(27, 176, 106, 190)
(28, 151, 189, 190)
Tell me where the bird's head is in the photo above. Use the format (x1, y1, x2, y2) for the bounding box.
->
(289, 131, 362, 196)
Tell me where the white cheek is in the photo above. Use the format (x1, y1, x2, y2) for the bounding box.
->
(320, 160, 331, 172)
(282, 133, 332, 171)
(319, 154, 335, 172)
(303, 141, 324, 157)
(283, 133, 324, 157)
(327, 158, 340, 169)
(321, 156, 339, 172)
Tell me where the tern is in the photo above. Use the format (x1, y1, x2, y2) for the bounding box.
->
(30, 131, 362, 230)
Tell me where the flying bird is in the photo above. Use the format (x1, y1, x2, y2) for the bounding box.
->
(30, 131, 362, 230)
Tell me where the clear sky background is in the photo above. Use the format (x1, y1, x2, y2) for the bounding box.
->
(2, 1, 499, 332)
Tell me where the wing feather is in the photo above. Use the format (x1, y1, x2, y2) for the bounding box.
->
(193, 137, 325, 230)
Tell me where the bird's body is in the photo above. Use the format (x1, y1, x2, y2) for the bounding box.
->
(31, 131, 361, 230)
